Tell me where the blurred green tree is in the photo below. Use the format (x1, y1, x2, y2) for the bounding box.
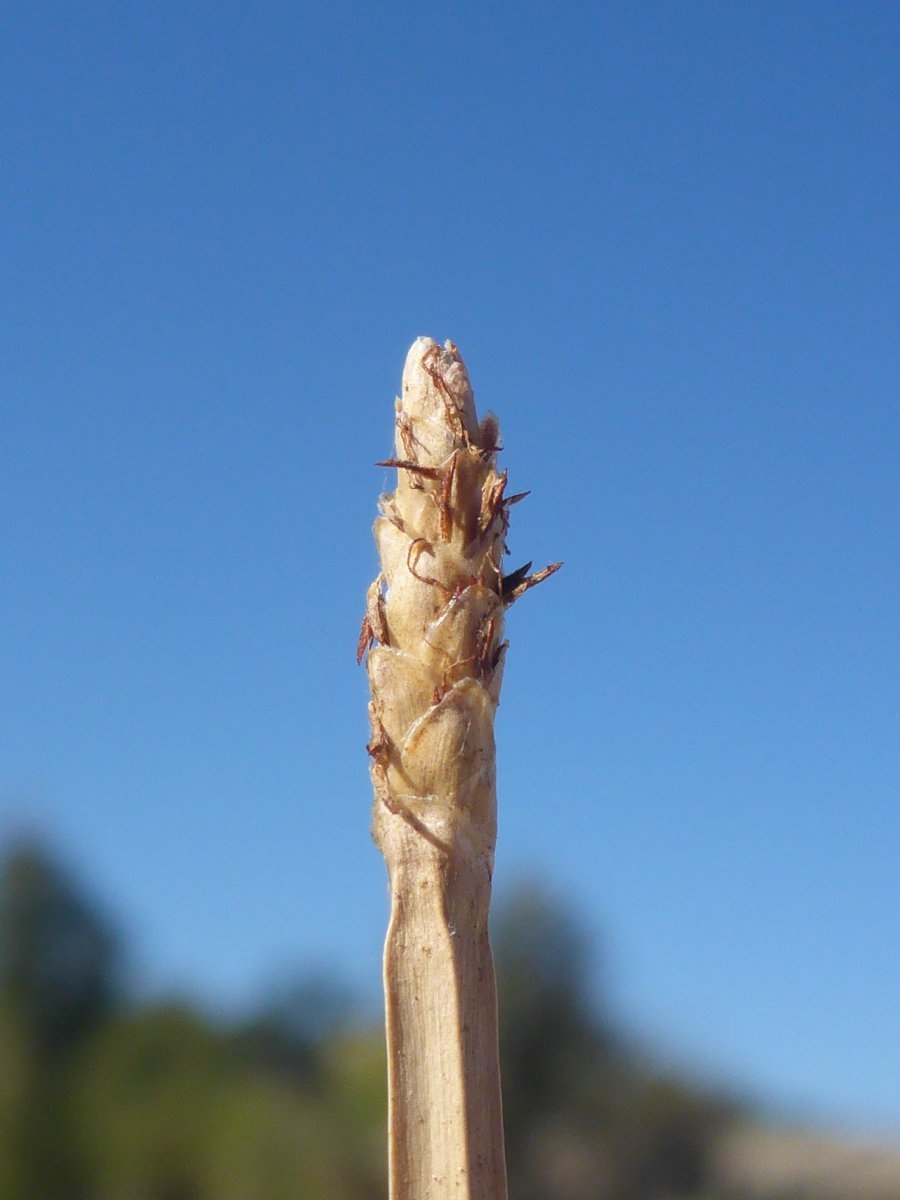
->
(0, 837, 121, 1199)
(73, 1000, 387, 1200)
(231, 974, 356, 1088)
(0, 837, 120, 1057)
(0, 839, 741, 1200)
(493, 882, 618, 1199)
(73, 1002, 229, 1200)
(493, 882, 731, 1200)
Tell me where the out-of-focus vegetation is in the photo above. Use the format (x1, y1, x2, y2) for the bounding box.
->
(3, 837, 894, 1200)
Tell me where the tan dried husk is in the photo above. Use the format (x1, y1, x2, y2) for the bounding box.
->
(365, 338, 509, 862)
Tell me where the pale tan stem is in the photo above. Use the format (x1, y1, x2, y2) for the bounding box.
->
(377, 817, 507, 1200)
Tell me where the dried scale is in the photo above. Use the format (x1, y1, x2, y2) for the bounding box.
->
(360, 337, 560, 1200)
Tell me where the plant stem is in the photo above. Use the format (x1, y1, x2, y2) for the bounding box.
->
(362, 338, 559, 1200)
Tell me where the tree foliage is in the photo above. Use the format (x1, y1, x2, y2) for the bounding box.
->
(493, 881, 735, 1200)
(0, 839, 743, 1200)
(0, 837, 119, 1058)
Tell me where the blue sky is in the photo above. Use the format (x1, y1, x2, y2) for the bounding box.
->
(2, 1, 898, 1133)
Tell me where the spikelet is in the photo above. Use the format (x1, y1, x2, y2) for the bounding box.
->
(362, 337, 559, 862)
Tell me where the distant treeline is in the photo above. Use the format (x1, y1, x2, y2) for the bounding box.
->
(0, 837, 748, 1200)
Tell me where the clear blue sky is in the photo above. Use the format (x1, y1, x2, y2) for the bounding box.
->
(2, 1, 898, 1134)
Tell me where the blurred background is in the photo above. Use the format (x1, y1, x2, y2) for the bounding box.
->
(2, 2, 898, 1198)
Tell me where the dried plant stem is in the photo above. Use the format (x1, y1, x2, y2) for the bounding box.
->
(361, 338, 559, 1200)
(377, 820, 506, 1200)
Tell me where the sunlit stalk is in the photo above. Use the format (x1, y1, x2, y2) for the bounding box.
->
(360, 337, 559, 1200)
